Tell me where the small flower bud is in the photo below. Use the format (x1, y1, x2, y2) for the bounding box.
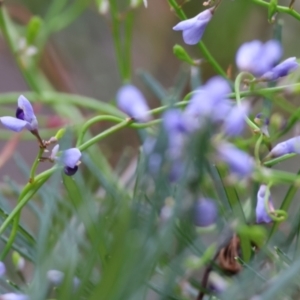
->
(12, 251, 25, 271)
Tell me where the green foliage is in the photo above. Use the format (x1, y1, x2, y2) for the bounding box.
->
(0, 0, 300, 299)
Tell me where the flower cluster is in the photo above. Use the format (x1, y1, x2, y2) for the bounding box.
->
(172, 7, 298, 81)
(0, 95, 81, 176)
(236, 40, 299, 81)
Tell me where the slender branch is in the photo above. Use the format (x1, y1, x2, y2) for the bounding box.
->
(251, 0, 300, 21)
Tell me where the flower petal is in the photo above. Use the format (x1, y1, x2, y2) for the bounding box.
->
(173, 9, 212, 45)
(116, 85, 151, 122)
(182, 20, 208, 45)
(173, 17, 198, 31)
(62, 148, 81, 168)
(218, 143, 254, 177)
(236, 40, 262, 74)
(0, 117, 28, 132)
(223, 102, 249, 137)
(194, 198, 218, 227)
(204, 76, 231, 102)
(261, 57, 299, 81)
(256, 185, 274, 223)
(18, 95, 35, 123)
(269, 136, 300, 157)
(50, 144, 60, 160)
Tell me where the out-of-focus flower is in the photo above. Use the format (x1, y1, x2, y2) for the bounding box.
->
(194, 198, 218, 227)
(0, 294, 29, 300)
(169, 160, 185, 182)
(163, 109, 188, 159)
(260, 57, 299, 81)
(47, 270, 80, 289)
(163, 109, 188, 133)
(184, 76, 231, 129)
(254, 113, 270, 137)
(50, 145, 82, 176)
(218, 143, 254, 177)
(116, 85, 151, 122)
(208, 272, 228, 293)
(0, 262, 5, 277)
(269, 136, 300, 158)
(223, 102, 249, 137)
(173, 9, 213, 45)
(0, 95, 38, 132)
(236, 40, 282, 76)
(47, 269, 64, 286)
(256, 185, 274, 223)
(203, 76, 231, 102)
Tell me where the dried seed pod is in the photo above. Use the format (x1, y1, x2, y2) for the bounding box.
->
(217, 234, 242, 275)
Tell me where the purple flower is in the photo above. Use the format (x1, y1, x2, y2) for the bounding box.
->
(236, 40, 282, 76)
(0, 294, 29, 300)
(194, 198, 218, 227)
(269, 136, 300, 158)
(0, 95, 38, 132)
(47, 270, 80, 289)
(222, 102, 249, 137)
(218, 143, 254, 177)
(173, 9, 213, 45)
(203, 76, 231, 102)
(62, 148, 81, 176)
(260, 57, 299, 81)
(116, 85, 151, 122)
(184, 76, 231, 129)
(163, 109, 188, 159)
(50, 145, 82, 176)
(0, 262, 6, 277)
(256, 185, 274, 223)
(163, 109, 188, 133)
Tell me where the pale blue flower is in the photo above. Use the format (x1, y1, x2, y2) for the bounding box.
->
(47, 269, 80, 289)
(260, 57, 299, 81)
(269, 136, 300, 158)
(184, 76, 231, 129)
(223, 102, 249, 137)
(116, 85, 151, 122)
(0, 294, 29, 300)
(218, 143, 254, 177)
(0, 95, 38, 132)
(236, 40, 282, 76)
(0, 262, 6, 277)
(194, 198, 218, 227)
(163, 109, 188, 160)
(50, 145, 82, 176)
(173, 9, 213, 45)
(256, 185, 274, 223)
